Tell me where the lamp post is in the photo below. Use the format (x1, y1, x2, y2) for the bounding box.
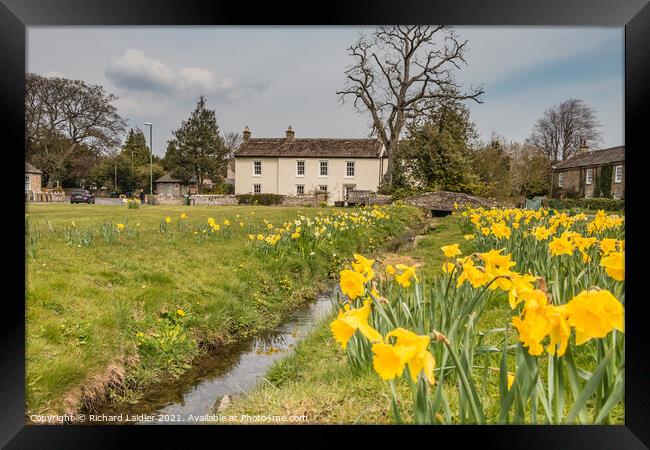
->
(144, 122, 153, 196)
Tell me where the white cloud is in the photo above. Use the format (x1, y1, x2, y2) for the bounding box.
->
(106, 49, 177, 93)
(105, 49, 269, 103)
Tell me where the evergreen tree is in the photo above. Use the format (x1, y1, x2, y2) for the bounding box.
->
(394, 96, 482, 194)
(121, 128, 151, 169)
(163, 96, 228, 193)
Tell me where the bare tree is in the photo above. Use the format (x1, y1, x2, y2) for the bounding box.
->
(526, 99, 602, 162)
(223, 131, 242, 158)
(337, 25, 484, 185)
(26, 73, 126, 185)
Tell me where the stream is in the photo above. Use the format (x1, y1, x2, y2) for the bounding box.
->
(92, 223, 426, 425)
(94, 290, 336, 424)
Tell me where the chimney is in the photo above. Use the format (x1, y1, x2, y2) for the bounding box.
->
(579, 139, 589, 153)
(286, 126, 295, 140)
(242, 125, 251, 143)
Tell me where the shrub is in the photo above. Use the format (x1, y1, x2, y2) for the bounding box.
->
(204, 182, 235, 195)
(236, 193, 285, 206)
(544, 197, 624, 212)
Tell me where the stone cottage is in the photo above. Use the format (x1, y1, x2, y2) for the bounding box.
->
(551, 145, 625, 199)
(25, 162, 42, 194)
(234, 126, 388, 205)
(154, 172, 197, 196)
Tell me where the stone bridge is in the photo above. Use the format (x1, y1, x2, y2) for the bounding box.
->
(403, 191, 499, 216)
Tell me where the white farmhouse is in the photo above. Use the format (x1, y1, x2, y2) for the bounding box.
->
(234, 126, 387, 205)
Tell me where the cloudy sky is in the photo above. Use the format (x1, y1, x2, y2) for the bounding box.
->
(27, 26, 624, 156)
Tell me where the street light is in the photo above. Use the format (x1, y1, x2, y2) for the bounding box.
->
(144, 122, 153, 196)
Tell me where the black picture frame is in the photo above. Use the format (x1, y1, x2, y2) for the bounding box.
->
(2, 0, 648, 447)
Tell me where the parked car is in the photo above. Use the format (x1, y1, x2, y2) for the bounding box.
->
(70, 190, 95, 204)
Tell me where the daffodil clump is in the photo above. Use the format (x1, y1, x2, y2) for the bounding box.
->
(247, 204, 401, 259)
(329, 204, 624, 424)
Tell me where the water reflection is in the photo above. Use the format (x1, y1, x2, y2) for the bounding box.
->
(95, 290, 335, 424)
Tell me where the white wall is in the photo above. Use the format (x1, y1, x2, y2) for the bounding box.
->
(235, 156, 388, 204)
(234, 157, 279, 194)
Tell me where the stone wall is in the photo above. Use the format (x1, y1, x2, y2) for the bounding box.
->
(404, 191, 498, 211)
(148, 194, 184, 205)
(190, 195, 239, 206)
(281, 195, 319, 207)
(25, 191, 65, 203)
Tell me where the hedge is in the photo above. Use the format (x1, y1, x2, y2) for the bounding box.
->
(544, 197, 625, 212)
(235, 193, 285, 205)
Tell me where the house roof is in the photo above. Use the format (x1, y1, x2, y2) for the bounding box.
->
(235, 138, 384, 158)
(25, 162, 42, 174)
(156, 172, 199, 184)
(155, 172, 181, 183)
(553, 146, 625, 170)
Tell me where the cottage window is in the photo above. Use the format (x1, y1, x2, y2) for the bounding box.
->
(25, 175, 31, 192)
(558, 172, 564, 188)
(346, 161, 355, 177)
(296, 160, 305, 176)
(614, 165, 623, 183)
(320, 160, 328, 176)
(585, 169, 593, 185)
(296, 184, 305, 195)
(318, 185, 328, 192)
(253, 184, 261, 194)
(253, 161, 262, 176)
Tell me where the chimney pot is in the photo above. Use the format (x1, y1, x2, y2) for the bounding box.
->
(243, 125, 251, 142)
(286, 126, 295, 140)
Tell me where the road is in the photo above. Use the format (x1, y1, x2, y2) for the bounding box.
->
(64, 197, 125, 205)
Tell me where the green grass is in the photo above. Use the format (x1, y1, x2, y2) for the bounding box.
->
(25, 202, 423, 415)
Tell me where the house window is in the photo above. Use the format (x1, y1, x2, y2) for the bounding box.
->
(296, 160, 305, 176)
(319, 160, 328, 176)
(346, 161, 355, 177)
(253, 183, 261, 194)
(614, 165, 623, 183)
(585, 169, 593, 185)
(318, 185, 328, 192)
(25, 175, 31, 192)
(253, 161, 262, 176)
(296, 184, 305, 195)
(558, 172, 564, 188)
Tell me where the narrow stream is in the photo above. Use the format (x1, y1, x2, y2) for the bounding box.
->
(95, 290, 336, 424)
(92, 224, 426, 425)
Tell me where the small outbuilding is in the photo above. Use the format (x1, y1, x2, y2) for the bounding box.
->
(25, 162, 43, 194)
(154, 172, 197, 196)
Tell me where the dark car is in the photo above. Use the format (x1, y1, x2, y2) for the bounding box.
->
(70, 190, 95, 204)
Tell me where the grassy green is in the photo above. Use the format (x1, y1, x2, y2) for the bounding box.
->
(25, 202, 423, 415)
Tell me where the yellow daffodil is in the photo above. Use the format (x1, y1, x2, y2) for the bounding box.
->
(548, 236, 574, 256)
(394, 264, 418, 288)
(165, 216, 171, 224)
(600, 238, 618, 255)
(441, 244, 462, 258)
(600, 251, 624, 281)
(351, 254, 375, 282)
(372, 327, 435, 384)
(330, 300, 382, 349)
(564, 289, 624, 345)
(176, 309, 185, 317)
(463, 234, 475, 241)
(339, 269, 367, 300)
(180, 213, 187, 220)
